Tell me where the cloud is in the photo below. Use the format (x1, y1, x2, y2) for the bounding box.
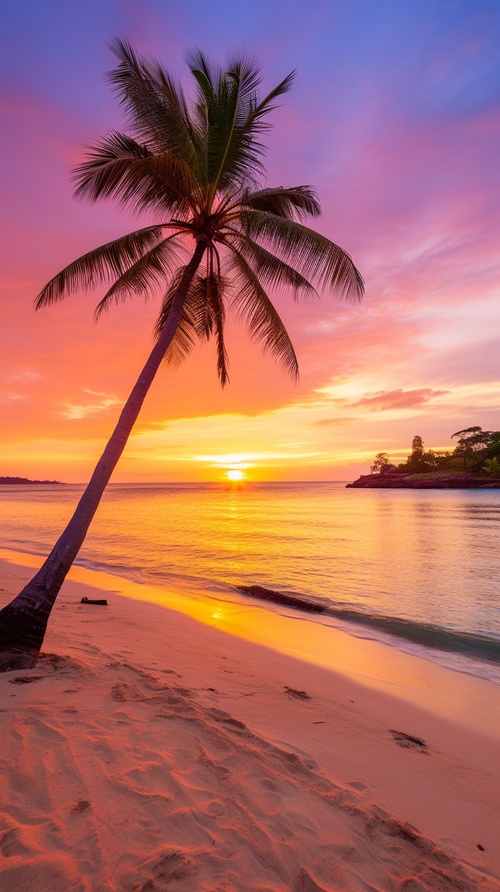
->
(311, 417, 353, 426)
(59, 392, 121, 420)
(9, 370, 41, 382)
(0, 393, 26, 403)
(353, 388, 449, 411)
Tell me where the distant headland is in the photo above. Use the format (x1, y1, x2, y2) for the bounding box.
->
(0, 476, 64, 485)
(347, 472, 500, 489)
(348, 426, 500, 489)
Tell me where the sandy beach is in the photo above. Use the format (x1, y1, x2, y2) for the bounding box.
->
(1, 550, 499, 891)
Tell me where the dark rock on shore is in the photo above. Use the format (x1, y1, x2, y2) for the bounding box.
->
(347, 473, 500, 489)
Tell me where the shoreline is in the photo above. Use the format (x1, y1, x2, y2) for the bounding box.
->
(1, 549, 500, 889)
(2, 547, 499, 739)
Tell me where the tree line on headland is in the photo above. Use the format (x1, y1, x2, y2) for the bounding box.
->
(371, 427, 500, 477)
(0, 477, 63, 485)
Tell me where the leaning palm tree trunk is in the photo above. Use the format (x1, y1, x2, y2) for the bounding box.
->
(0, 241, 205, 671)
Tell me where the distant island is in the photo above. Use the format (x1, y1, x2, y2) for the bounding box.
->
(348, 427, 500, 489)
(0, 476, 64, 485)
(347, 472, 500, 489)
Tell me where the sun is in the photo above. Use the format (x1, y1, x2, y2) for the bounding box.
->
(226, 469, 245, 482)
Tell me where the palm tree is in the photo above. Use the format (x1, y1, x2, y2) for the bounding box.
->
(0, 40, 364, 671)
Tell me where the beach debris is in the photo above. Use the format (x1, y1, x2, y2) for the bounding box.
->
(81, 597, 108, 606)
(8, 675, 44, 684)
(238, 583, 326, 613)
(390, 730, 428, 751)
(477, 844, 485, 851)
(284, 686, 311, 700)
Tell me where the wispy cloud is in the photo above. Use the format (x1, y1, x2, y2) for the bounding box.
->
(9, 370, 41, 382)
(59, 391, 121, 420)
(352, 388, 449, 412)
(311, 417, 353, 426)
(0, 393, 27, 403)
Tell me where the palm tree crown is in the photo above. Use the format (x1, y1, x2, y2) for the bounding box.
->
(37, 39, 364, 384)
(0, 41, 363, 672)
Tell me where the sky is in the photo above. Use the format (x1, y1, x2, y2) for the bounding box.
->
(1, 0, 500, 483)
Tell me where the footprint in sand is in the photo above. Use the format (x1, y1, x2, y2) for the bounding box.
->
(295, 866, 329, 891)
(347, 780, 367, 791)
(71, 800, 91, 813)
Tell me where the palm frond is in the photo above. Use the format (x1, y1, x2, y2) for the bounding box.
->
(186, 48, 222, 100)
(241, 186, 321, 220)
(73, 133, 201, 215)
(35, 227, 165, 308)
(146, 61, 203, 173)
(186, 52, 294, 197)
(153, 267, 199, 368)
(153, 258, 230, 383)
(239, 212, 365, 301)
(225, 51, 263, 117)
(108, 38, 201, 168)
(190, 52, 260, 193)
(225, 247, 299, 379)
(246, 70, 295, 130)
(127, 152, 202, 214)
(188, 265, 230, 385)
(222, 229, 317, 300)
(72, 131, 150, 202)
(94, 234, 187, 319)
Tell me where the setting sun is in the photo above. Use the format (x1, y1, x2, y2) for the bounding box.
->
(227, 469, 245, 482)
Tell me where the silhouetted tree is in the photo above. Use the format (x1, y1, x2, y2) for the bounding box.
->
(370, 452, 395, 474)
(451, 427, 492, 472)
(412, 435, 424, 456)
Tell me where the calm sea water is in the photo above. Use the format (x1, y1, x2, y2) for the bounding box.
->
(1, 482, 499, 683)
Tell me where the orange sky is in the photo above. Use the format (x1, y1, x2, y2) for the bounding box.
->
(1, 2, 500, 483)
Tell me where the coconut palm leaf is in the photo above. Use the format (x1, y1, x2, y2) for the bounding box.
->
(158, 306, 199, 368)
(108, 38, 200, 166)
(73, 133, 201, 215)
(226, 247, 299, 379)
(240, 186, 321, 220)
(35, 227, 165, 308)
(246, 70, 296, 130)
(152, 268, 208, 369)
(239, 211, 364, 300)
(94, 233, 187, 319)
(154, 265, 230, 384)
(189, 268, 230, 385)
(187, 50, 294, 197)
(223, 229, 317, 300)
(72, 131, 150, 203)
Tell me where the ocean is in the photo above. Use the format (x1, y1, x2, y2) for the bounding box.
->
(1, 481, 499, 685)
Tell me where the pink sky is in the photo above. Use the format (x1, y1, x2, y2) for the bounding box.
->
(1, 1, 499, 482)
